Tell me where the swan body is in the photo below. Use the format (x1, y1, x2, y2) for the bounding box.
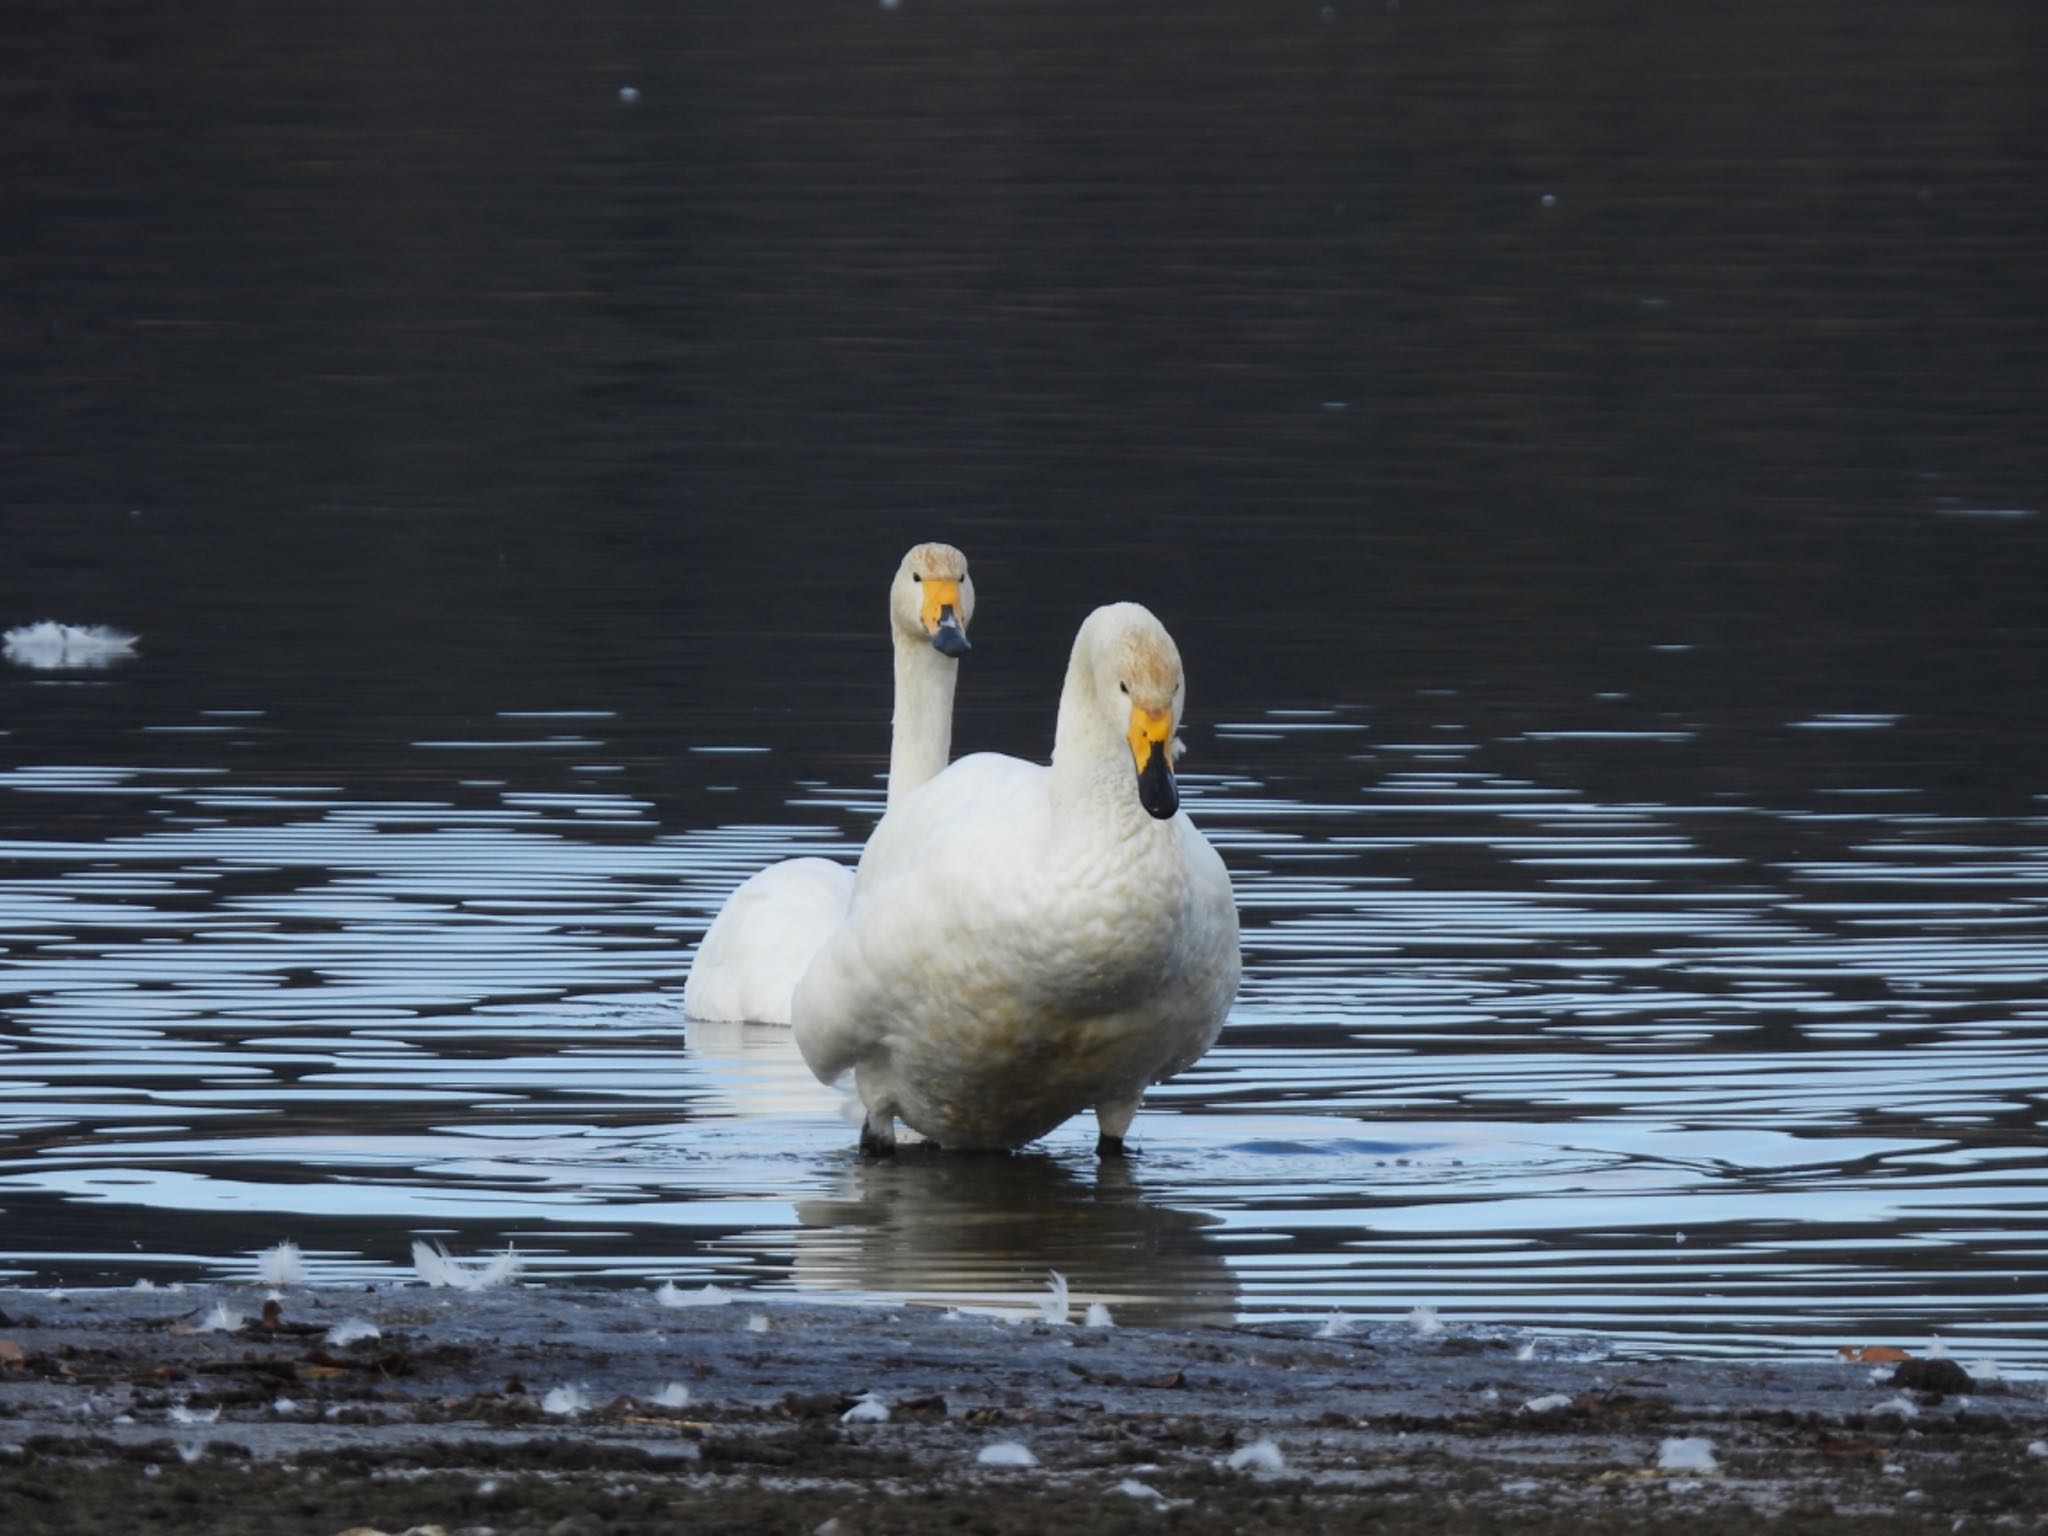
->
(793, 602, 1240, 1154)
(682, 544, 975, 1024)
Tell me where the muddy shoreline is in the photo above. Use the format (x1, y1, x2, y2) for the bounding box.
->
(2, 1284, 2043, 1533)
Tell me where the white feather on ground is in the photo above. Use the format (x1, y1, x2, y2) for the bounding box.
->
(410, 1240, 521, 1290)
(1083, 1301, 1114, 1328)
(1315, 1313, 1353, 1338)
(1035, 1271, 1070, 1325)
(841, 1392, 890, 1423)
(324, 1319, 380, 1346)
(1521, 1394, 1572, 1413)
(2, 621, 139, 670)
(1658, 1437, 1719, 1473)
(541, 1385, 589, 1416)
(193, 1304, 243, 1334)
(256, 1240, 303, 1286)
(169, 1404, 221, 1425)
(977, 1442, 1038, 1467)
(1407, 1305, 1444, 1335)
(655, 1281, 733, 1308)
(652, 1383, 691, 1408)
(1226, 1438, 1286, 1473)
(746, 1313, 771, 1333)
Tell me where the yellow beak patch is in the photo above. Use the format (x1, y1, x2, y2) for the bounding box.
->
(920, 578, 963, 634)
(1127, 706, 1173, 773)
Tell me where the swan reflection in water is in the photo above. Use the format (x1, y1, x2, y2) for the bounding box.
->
(789, 1151, 1238, 1329)
(682, 1012, 1237, 1327)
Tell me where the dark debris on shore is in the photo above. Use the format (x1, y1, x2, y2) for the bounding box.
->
(2, 1285, 2044, 1534)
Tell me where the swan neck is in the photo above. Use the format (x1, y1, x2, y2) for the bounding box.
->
(1050, 643, 1151, 833)
(888, 628, 958, 806)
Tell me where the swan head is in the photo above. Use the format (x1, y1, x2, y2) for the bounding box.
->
(1076, 602, 1186, 821)
(891, 543, 974, 658)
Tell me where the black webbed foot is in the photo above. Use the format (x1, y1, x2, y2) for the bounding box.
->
(1095, 1133, 1127, 1159)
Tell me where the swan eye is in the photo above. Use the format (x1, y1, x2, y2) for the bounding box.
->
(912, 572, 922, 583)
(1119, 681, 1128, 695)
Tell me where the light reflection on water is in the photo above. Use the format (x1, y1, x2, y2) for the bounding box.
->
(2, 709, 2044, 1368)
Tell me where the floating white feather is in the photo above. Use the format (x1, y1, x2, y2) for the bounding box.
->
(2, 621, 139, 670)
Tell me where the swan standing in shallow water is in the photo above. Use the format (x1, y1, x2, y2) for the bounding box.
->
(793, 602, 1240, 1156)
(682, 543, 975, 1024)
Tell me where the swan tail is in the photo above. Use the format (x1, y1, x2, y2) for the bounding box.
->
(682, 857, 855, 1024)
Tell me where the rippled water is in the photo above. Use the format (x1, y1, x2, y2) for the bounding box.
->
(2, 1, 2044, 1367)
(3, 684, 2044, 1366)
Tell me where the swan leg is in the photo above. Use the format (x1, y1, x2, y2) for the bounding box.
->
(859, 1110, 897, 1158)
(1095, 1096, 1140, 1159)
(854, 1068, 898, 1157)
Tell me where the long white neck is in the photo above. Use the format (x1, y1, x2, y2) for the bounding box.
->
(1049, 644, 1153, 841)
(887, 628, 959, 807)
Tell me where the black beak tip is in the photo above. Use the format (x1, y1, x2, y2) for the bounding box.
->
(930, 623, 971, 658)
(1137, 752, 1178, 820)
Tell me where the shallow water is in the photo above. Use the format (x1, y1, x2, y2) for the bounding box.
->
(2, 1, 2045, 1365)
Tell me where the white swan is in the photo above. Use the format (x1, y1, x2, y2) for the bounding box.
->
(682, 543, 976, 1024)
(792, 602, 1240, 1156)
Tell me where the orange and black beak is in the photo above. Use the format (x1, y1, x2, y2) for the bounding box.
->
(1126, 706, 1177, 820)
(921, 578, 970, 658)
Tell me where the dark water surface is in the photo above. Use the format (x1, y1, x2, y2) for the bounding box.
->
(3, 2, 2045, 1364)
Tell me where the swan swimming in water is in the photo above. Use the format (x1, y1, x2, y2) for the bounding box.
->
(682, 543, 976, 1024)
(793, 601, 1239, 1156)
